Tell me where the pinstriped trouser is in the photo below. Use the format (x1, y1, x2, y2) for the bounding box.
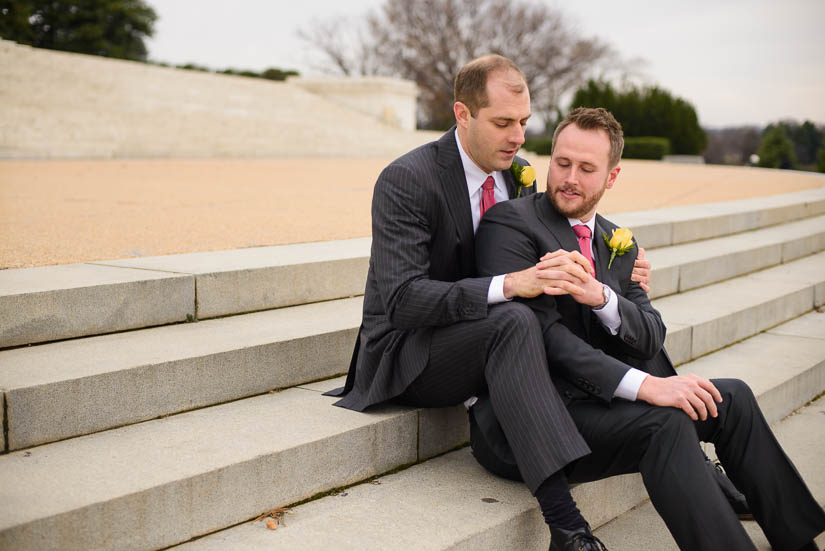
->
(397, 301, 590, 493)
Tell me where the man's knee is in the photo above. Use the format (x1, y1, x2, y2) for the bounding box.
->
(714, 378, 754, 400)
(487, 301, 541, 337)
(714, 378, 758, 420)
(650, 406, 698, 446)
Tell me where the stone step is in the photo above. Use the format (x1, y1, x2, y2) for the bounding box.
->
(610, 185, 825, 249)
(592, 395, 825, 550)
(3, 188, 823, 348)
(0, 298, 362, 451)
(0, 263, 194, 349)
(646, 213, 825, 299)
(171, 312, 825, 550)
(658, 250, 825, 365)
(2, 251, 823, 453)
(91, 238, 372, 319)
(0, 377, 468, 551)
(0, 238, 369, 348)
(2, 310, 821, 551)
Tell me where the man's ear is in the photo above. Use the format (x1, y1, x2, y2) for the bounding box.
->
(606, 165, 621, 189)
(454, 101, 471, 128)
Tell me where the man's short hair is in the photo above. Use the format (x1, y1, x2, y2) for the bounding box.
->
(553, 107, 625, 168)
(454, 54, 527, 117)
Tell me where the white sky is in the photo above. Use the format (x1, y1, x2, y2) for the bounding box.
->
(144, 0, 825, 128)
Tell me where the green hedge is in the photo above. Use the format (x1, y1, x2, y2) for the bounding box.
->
(523, 136, 553, 155)
(623, 137, 670, 160)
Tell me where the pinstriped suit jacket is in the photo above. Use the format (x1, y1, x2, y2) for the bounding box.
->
(331, 128, 536, 411)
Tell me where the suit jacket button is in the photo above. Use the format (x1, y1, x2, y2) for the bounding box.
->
(564, 391, 573, 399)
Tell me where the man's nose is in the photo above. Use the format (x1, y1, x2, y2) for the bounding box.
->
(509, 125, 525, 146)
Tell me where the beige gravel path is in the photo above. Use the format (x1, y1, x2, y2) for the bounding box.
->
(1, 157, 823, 269)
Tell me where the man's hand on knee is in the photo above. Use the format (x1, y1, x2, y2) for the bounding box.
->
(637, 374, 723, 421)
(631, 247, 651, 293)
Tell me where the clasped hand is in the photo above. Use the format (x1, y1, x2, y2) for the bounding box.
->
(503, 248, 651, 301)
(502, 249, 602, 303)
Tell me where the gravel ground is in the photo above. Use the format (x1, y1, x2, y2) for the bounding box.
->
(1, 157, 823, 269)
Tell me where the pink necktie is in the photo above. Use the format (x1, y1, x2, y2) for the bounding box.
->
(480, 176, 496, 219)
(573, 224, 596, 275)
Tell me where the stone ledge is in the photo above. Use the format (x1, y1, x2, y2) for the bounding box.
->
(0, 263, 194, 348)
(92, 238, 371, 318)
(0, 298, 362, 450)
(0, 382, 466, 551)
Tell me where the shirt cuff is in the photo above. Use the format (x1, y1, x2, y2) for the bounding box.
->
(613, 368, 648, 401)
(487, 274, 511, 304)
(593, 285, 621, 335)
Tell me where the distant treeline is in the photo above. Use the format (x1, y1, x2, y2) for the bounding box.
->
(705, 121, 825, 172)
(149, 62, 299, 82)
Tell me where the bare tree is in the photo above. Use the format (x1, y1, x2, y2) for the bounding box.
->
(300, 0, 614, 129)
(297, 16, 383, 77)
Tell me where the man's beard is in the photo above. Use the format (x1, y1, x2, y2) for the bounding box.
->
(548, 182, 607, 220)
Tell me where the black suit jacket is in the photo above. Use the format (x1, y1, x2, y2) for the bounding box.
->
(331, 128, 536, 411)
(470, 192, 675, 475)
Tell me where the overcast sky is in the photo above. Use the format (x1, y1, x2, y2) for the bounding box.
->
(144, 0, 824, 128)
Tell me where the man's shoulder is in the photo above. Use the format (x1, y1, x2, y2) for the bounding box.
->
(512, 153, 531, 167)
(485, 191, 542, 222)
(385, 131, 452, 174)
(596, 213, 621, 232)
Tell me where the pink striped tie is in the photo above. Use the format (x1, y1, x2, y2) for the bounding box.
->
(573, 224, 596, 275)
(480, 176, 496, 219)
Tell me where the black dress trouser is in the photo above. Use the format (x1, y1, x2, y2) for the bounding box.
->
(565, 378, 825, 551)
(397, 301, 590, 493)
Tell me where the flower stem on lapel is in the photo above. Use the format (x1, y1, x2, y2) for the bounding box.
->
(509, 162, 535, 198)
(602, 227, 635, 269)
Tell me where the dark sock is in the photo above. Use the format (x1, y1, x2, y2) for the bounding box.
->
(535, 470, 586, 531)
(796, 542, 819, 551)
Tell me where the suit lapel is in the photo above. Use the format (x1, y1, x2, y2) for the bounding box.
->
(593, 215, 619, 289)
(436, 128, 475, 273)
(535, 193, 580, 253)
(503, 165, 517, 198)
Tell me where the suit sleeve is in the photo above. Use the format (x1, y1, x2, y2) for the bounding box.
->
(611, 245, 668, 360)
(476, 203, 631, 403)
(371, 163, 491, 330)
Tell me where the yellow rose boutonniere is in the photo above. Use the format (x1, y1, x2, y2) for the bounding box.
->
(509, 162, 535, 198)
(602, 227, 635, 269)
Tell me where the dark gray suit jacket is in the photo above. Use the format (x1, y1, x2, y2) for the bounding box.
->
(331, 128, 536, 411)
(470, 192, 675, 475)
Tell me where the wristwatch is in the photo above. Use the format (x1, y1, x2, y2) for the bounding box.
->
(593, 284, 612, 310)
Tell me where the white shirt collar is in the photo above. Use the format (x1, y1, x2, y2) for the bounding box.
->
(567, 215, 597, 234)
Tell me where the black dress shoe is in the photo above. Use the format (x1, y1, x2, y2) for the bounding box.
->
(704, 455, 753, 520)
(549, 524, 608, 551)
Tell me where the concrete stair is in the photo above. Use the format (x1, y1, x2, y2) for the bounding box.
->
(175, 387, 825, 551)
(1, 187, 824, 549)
(3, 187, 824, 348)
